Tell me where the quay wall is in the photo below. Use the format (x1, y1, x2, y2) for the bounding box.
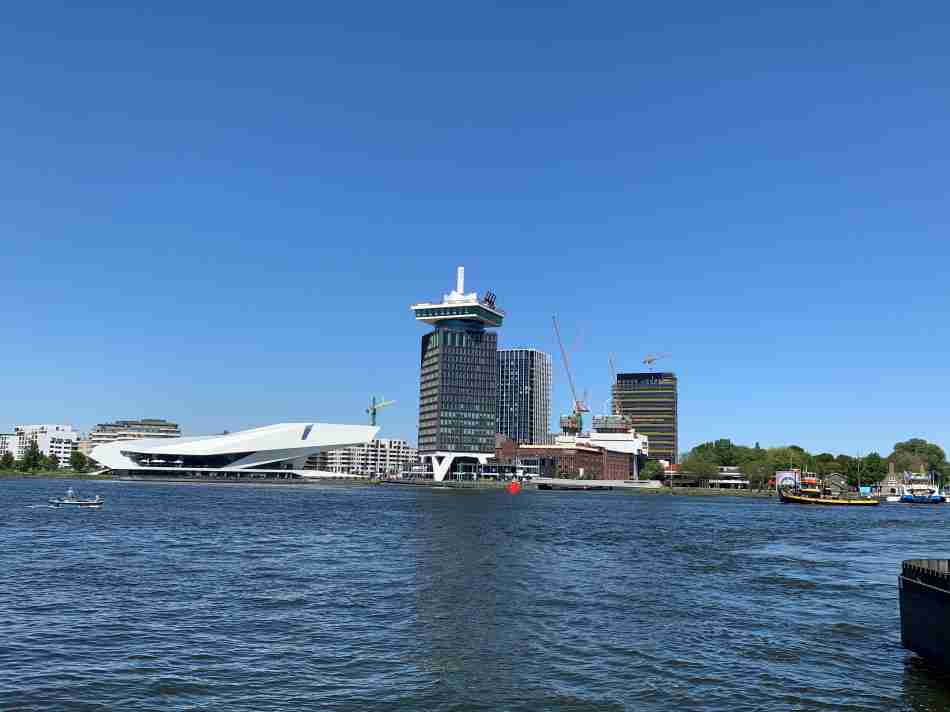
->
(900, 560, 950, 668)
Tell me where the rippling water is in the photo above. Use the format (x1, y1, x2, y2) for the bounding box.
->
(3, 479, 950, 711)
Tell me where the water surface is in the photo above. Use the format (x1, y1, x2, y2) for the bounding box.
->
(3, 479, 950, 711)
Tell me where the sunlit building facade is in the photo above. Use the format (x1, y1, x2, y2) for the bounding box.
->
(497, 348, 552, 445)
(613, 372, 678, 463)
(412, 266, 504, 481)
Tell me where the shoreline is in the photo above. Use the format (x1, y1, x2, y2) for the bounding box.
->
(0, 473, 797, 500)
(624, 486, 776, 498)
(0, 471, 376, 485)
(0, 471, 112, 480)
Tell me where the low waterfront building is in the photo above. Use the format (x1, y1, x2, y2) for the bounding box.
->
(494, 437, 630, 480)
(90, 422, 379, 480)
(88, 418, 181, 446)
(305, 438, 418, 477)
(707, 466, 750, 490)
(879, 461, 903, 496)
(14, 424, 79, 467)
(583, 415, 649, 479)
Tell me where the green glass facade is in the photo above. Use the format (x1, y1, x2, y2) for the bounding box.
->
(613, 372, 678, 464)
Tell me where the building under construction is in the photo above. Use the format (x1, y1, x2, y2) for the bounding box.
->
(613, 372, 678, 464)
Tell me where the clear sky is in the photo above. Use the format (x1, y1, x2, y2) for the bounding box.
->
(2, 1, 949, 455)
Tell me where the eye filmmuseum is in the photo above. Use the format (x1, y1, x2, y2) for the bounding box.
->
(89, 422, 379, 480)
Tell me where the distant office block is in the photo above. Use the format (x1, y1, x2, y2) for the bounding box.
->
(497, 348, 552, 445)
(613, 372, 678, 463)
(89, 418, 181, 445)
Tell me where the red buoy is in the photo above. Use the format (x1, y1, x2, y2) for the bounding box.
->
(507, 480, 521, 494)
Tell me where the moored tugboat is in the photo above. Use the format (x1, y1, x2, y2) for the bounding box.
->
(777, 481, 879, 506)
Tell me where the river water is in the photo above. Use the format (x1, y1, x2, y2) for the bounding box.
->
(3, 478, 950, 711)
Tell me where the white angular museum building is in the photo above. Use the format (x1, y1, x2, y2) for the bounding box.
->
(90, 422, 379, 480)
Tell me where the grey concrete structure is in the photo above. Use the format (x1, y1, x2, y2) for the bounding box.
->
(900, 559, 950, 668)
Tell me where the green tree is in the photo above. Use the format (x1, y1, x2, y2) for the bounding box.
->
(691, 438, 760, 467)
(813, 453, 837, 475)
(861, 452, 887, 484)
(70, 450, 88, 472)
(640, 460, 665, 480)
(0, 451, 14, 471)
(46, 454, 60, 470)
(891, 438, 946, 474)
(741, 459, 771, 489)
(680, 452, 718, 479)
(19, 437, 43, 473)
(835, 454, 854, 474)
(767, 447, 808, 473)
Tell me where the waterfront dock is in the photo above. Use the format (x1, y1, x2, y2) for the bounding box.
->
(899, 559, 950, 668)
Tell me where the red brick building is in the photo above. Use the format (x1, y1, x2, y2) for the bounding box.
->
(494, 438, 631, 480)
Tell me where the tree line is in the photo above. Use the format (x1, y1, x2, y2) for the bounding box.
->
(676, 437, 947, 489)
(0, 440, 91, 473)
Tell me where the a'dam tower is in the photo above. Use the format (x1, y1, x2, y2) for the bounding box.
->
(411, 267, 504, 481)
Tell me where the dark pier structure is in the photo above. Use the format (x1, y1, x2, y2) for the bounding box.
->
(900, 559, 950, 668)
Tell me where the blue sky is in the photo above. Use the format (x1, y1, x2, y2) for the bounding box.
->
(2, 1, 949, 455)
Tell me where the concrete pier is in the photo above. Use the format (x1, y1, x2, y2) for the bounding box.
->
(899, 559, 950, 668)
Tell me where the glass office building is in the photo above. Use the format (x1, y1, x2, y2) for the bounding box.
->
(412, 267, 505, 481)
(497, 348, 552, 445)
(419, 325, 498, 453)
(613, 372, 678, 463)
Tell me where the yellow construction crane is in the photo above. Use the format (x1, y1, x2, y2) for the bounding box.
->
(366, 396, 395, 426)
(642, 352, 672, 370)
(553, 315, 589, 434)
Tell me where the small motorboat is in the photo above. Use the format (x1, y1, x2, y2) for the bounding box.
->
(48, 487, 104, 508)
(900, 492, 946, 504)
(891, 484, 946, 504)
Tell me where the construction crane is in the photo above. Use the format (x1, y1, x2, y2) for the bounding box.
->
(642, 352, 672, 370)
(553, 315, 589, 435)
(608, 353, 617, 415)
(366, 396, 395, 426)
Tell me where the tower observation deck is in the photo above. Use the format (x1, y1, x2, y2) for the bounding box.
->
(411, 267, 504, 481)
(411, 266, 505, 327)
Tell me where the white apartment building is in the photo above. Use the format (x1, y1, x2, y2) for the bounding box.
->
(0, 433, 16, 458)
(14, 424, 80, 467)
(306, 439, 418, 476)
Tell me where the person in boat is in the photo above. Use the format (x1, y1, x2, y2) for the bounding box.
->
(66, 487, 75, 500)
